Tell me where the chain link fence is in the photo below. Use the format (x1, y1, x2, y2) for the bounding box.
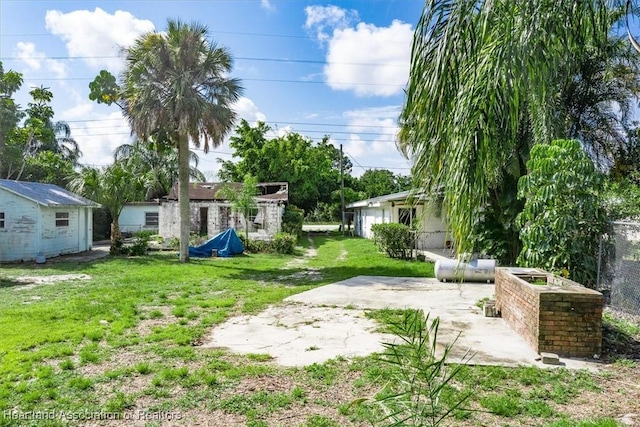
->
(597, 221, 640, 315)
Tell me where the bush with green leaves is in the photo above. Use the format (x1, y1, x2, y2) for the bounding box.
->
(271, 232, 296, 254)
(239, 233, 297, 254)
(282, 204, 304, 236)
(371, 223, 415, 260)
(517, 139, 608, 287)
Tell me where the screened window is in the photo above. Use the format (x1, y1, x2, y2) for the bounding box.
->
(0, 212, 4, 229)
(145, 212, 159, 227)
(55, 212, 69, 227)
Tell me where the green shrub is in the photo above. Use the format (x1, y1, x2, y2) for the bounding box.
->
(371, 223, 415, 260)
(271, 233, 297, 254)
(517, 139, 608, 287)
(282, 205, 304, 236)
(239, 233, 297, 254)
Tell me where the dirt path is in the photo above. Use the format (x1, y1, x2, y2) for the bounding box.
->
(282, 234, 317, 269)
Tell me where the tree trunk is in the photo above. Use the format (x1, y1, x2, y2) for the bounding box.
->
(110, 220, 121, 254)
(178, 135, 191, 263)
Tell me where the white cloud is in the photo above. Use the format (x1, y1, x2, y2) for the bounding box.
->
(70, 110, 133, 167)
(260, 0, 275, 11)
(304, 5, 359, 42)
(15, 41, 67, 78)
(304, 5, 411, 96)
(324, 20, 413, 97)
(45, 8, 154, 71)
(340, 105, 411, 176)
(234, 97, 267, 124)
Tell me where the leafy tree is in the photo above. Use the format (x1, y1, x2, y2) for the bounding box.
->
(115, 19, 242, 262)
(358, 169, 411, 199)
(517, 140, 608, 287)
(114, 138, 204, 200)
(398, 0, 638, 257)
(69, 163, 145, 253)
(559, 37, 640, 165)
(3, 85, 79, 185)
(0, 62, 24, 178)
(219, 120, 349, 214)
(216, 174, 259, 241)
(603, 178, 640, 221)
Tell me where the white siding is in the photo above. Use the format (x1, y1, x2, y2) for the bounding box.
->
(352, 202, 448, 249)
(0, 188, 94, 262)
(120, 204, 159, 233)
(0, 188, 39, 261)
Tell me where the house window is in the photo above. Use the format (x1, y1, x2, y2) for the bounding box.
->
(145, 212, 159, 227)
(398, 208, 416, 227)
(249, 207, 265, 228)
(0, 212, 4, 229)
(55, 212, 69, 227)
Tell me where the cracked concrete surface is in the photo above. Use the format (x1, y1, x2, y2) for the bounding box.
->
(204, 275, 601, 370)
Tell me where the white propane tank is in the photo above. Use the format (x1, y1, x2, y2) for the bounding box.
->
(434, 258, 496, 283)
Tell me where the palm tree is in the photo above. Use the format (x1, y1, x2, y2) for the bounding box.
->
(69, 163, 145, 253)
(114, 138, 205, 200)
(398, 0, 637, 256)
(121, 20, 242, 262)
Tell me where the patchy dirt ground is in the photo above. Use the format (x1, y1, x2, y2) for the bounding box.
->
(13, 273, 91, 290)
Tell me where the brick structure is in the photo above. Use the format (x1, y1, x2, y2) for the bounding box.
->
(495, 267, 603, 358)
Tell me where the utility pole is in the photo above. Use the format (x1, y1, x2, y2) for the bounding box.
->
(340, 144, 345, 236)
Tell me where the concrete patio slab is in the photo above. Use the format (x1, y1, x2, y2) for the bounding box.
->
(204, 275, 601, 370)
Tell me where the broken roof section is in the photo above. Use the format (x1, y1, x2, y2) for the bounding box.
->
(165, 182, 288, 203)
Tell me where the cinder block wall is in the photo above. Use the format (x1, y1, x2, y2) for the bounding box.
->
(495, 268, 603, 358)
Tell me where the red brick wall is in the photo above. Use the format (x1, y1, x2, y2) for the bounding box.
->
(495, 268, 603, 358)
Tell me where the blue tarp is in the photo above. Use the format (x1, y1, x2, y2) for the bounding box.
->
(188, 228, 244, 258)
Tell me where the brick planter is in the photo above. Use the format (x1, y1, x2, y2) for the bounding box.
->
(495, 267, 603, 358)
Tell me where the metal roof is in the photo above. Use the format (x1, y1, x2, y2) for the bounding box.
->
(0, 179, 100, 207)
(346, 190, 428, 209)
(165, 182, 289, 202)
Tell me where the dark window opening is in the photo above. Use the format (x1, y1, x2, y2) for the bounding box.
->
(145, 212, 159, 227)
(55, 212, 69, 227)
(0, 212, 4, 229)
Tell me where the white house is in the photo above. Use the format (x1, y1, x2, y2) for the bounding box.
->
(159, 182, 288, 240)
(119, 202, 160, 234)
(0, 180, 99, 262)
(347, 190, 449, 249)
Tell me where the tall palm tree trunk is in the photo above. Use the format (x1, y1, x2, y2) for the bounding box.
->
(178, 135, 191, 263)
(110, 220, 121, 253)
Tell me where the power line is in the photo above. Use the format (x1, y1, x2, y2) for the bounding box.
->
(0, 54, 408, 68)
(63, 117, 400, 130)
(14, 75, 404, 87)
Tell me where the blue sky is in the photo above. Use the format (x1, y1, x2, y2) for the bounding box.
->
(0, 0, 424, 179)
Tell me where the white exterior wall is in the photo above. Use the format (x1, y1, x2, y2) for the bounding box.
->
(0, 188, 39, 262)
(0, 188, 94, 262)
(119, 204, 159, 233)
(353, 203, 448, 249)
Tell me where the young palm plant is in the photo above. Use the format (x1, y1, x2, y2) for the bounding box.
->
(374, 310, 473, 427)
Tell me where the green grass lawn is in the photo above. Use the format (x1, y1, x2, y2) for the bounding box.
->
(0, 233, 635, 426)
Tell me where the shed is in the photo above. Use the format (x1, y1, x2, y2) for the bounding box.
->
(159, 182, 288, 240)
(0, 179, 99, 262)
(347, 190, 449, 249)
